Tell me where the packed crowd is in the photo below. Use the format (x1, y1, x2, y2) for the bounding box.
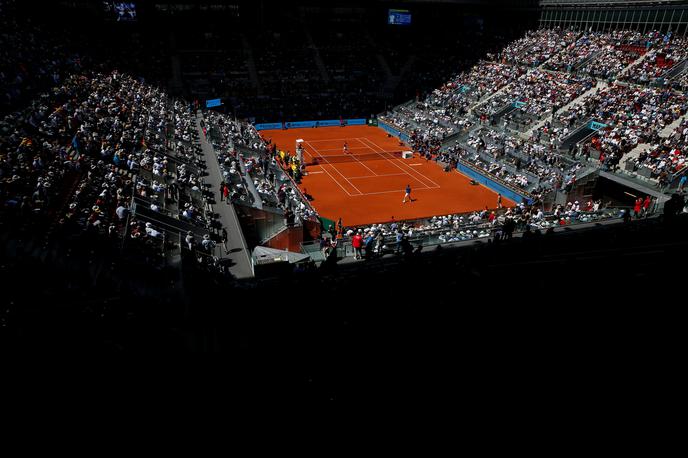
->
(544, 31, 652, 79)
(375, 27, 688, 217)
(544, 32, 606, 73)
(441, 141, 579, 200)
(673, 70, 688, 91)
(0, 58, 230, 269)
(477, 69, 596, 118)
(582, 84, 687, 163)
(620, 34, 688, 85)
(496, 28, 579, 67)
(466, 127, 581, 190)
(393, 105, 458, 139)
(422, 62, 524, 120)
(630, 118, 688, 185)
(379, 62, 525, 138)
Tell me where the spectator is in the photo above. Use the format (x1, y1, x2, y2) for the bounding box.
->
(185, 231, 195, 250)
(352, 229, 363, 260)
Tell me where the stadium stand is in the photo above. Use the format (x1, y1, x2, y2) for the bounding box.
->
(2, 0, 688, 378)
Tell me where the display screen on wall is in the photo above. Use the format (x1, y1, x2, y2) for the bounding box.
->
(388, 9, 412, 26)
(103, 2, 137, 22)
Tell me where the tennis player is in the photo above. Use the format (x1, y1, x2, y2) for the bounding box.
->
(343, 141, 349, 154)
(402, 184, 412, 203)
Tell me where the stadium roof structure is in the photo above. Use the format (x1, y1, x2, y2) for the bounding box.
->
(540, 0, 688, 5)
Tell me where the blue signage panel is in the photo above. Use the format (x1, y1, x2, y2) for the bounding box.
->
(254, 123, 282, 131)
(456, 163, 532, 205)
(253, 118, 369, 131)
(206, 98, 222, 108)
(589, 121, 608, 131)
(378, 121, 410, 143)
(314, 120, 340, 127)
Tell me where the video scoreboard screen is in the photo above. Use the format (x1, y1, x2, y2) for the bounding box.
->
(388, 9, 412, 26)
(103, 2, 137, 22)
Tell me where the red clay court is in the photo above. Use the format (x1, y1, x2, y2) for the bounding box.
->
(260, 125, 514, 226)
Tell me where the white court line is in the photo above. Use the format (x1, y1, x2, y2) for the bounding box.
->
(355, 137, 439, 189)
(408, 163, 423, 166)
(349, 186, 432, 196)
(307, 164, 424, 194)
(316, 162, 353, 196)
(303, 152, 352, 196)
(359, 137, 441, 189)
(307, 171, 324, 174)
(305, 138, 358, 143)
(362, 137, 441, 188)
(304, 140, 363, 195)
(315, 146, 377, 153)
(347, 153, 379, 177)
(306, 141, 380, 177)
(305, 137, 373, 145)
(348, 173, 408, 179)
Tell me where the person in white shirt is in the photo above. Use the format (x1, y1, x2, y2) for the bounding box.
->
(185, 231, 195, 250)
(145, 222, 161, 238)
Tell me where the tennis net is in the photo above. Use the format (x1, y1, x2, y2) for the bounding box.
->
(304, 151, 407, 165)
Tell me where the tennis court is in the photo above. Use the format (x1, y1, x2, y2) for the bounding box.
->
(260, 125, 514, 226)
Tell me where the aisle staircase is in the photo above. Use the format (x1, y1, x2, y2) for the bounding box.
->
(659, 111, 688, 137)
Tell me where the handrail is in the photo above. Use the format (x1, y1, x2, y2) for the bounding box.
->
(259, 223, 291, 245)
(560, 117, 594, 141)
(667, 164, 688, 187)
(132, 203, 206, 236)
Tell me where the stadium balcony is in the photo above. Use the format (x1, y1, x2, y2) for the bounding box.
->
(305, 203, 631, 265)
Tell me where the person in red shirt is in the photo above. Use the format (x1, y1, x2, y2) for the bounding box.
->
(642, 196, 652, 217)
(634, 197, 643, 218)
(351, 229, 364, 260)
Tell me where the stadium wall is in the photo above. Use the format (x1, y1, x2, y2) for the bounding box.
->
(254, 118, 367, 131)
(377, 121, 411, 144)
(456, 163, 532, 205)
